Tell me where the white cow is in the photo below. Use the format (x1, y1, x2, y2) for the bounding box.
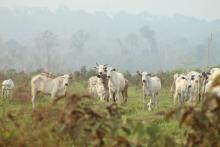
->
(94, 63, 108, 77)
(201, 68, 220, 99)
(138, 72, 161, 111)
(2, 79, 14, 98)
(210, 68, 220, 75)
(96, 78, 106, 101)
(88, 76, 106, 101)
(187, 71, 200, 78)
(88, 76, 99, 97)
(207, 68, 220, 82)
(173, 74, 188, 105)
(94, 63, 110, 100)
(186, 71, 202, 103)
(187, 74, 200, 104)
(107, 67, 128, 103)
(31, 73, 72, 108)
(171, 73, 179, 92)
(205, 70, 220, 97)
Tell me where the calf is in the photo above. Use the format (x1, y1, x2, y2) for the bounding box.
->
(94, 63, 109, 101)
(88, 76, 106, 101)
(2, 79, 14, 98)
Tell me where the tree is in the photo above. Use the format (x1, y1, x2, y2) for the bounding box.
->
(34, 31, 57, 72)
(70, 30, 89, 54)
(139, 25, 158, 53)
(3, 39, 27, 72)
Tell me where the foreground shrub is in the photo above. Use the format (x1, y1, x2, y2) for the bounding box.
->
(166, 94, 220, 147)
(0, 93, 178, 147)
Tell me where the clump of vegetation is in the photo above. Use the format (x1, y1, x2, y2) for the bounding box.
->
(165, 93, 220, 147)
(0, 92, 177, 146)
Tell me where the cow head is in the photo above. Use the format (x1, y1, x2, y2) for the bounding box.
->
(202, 71, 211, 80)
(107, 67, 116, 78)
(137, 71, 151, 83)
(94, 63, 108, 78)
(62, 74, 72, 86)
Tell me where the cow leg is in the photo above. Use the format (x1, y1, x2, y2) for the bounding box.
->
(113, 92, 116, 102)
(105, 90, 109, 102)
(5, 90, 8, 99)
(51, 92, 56, 99)
(121, 90, 126, 104)
(109, 90, 113, 101)
(115, 91, 120, 103)
(123, 82, 128, 103)
(1, 87, 5, 98)
(147, 97, 152, 111)
(32, 95, 36, 108)
(143, 93, 147, 104)
(6, 90, 9, 98)
(151, 94, 157, 110)
(154, 93, 158, 109)
(173, 92, 178, 105)
(31, 88, 37, 108)
(121, 91, 124, 103)
(180, 93, 184, 105)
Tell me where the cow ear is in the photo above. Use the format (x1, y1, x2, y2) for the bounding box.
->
(93, 66, 97, 69)
(136, 71, 142, 76)
(202, 72, 206, 77)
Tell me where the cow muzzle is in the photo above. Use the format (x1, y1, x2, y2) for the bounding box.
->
(65, 83, 69, 86)
(142, 80, 146, 83)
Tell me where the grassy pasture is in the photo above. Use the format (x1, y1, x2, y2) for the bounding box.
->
(0, 75, 185, 146)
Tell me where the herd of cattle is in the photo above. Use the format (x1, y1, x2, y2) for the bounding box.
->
(88, 64, 161, 111)
(171, 68, 220, 106)
(1, 64, 220, 111)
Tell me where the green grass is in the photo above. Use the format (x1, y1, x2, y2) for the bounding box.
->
(0, 80, 183, 146)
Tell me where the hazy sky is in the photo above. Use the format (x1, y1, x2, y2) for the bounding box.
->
(0, 0, 219, 20)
